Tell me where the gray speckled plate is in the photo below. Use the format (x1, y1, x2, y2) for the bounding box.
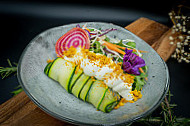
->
(17, 22, 169, 125)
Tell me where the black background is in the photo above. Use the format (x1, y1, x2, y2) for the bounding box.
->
(0, 0, 190, 121)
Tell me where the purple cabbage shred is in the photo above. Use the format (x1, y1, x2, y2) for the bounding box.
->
(76, 24, 81, 28)
(84, 29, 91, 38)
(99, 28, 117, 37)
(123, 48, 146, 75)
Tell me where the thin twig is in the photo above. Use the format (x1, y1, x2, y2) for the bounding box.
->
(165, 97, 173, 122)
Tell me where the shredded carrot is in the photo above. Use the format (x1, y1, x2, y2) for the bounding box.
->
(139, 68, 148, 81)
(139, 68, 144, 74)
(103, 41, 126, 50)
(104, 41, 147, 53)
(114, 44, 147, 53)
(115, 44, 126, 50)
(128, 48, 148, 53)
(102, 41, 125, 55)
(85, 28, 91, 32)
(139, 50, 148, 53)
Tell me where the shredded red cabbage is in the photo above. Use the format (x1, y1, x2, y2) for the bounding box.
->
(99, 28, 117, 37)
(76, 24, 81, 28)
(123, 48, 146, 75)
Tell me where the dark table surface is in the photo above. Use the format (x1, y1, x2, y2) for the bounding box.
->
(0, 0, 190, 119)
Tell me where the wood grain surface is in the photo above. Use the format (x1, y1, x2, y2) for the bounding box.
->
(0, 17, 176, 126)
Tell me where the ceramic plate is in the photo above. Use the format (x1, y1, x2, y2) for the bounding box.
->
(17, 22, 169, 125)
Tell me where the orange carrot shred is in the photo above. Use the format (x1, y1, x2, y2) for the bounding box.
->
(139, 68, 148, 81)
(103, 41, 147, 53)
(102, 41, 125, 55)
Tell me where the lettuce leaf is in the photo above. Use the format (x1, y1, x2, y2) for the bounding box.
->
(132, 66, 148, 91)
(126, 42, 136, 48)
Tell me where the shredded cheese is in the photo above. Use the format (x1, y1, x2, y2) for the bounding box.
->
(114, 90, 142, 109)
(47, 59, 54, 63)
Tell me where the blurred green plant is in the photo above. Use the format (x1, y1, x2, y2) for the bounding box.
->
(0, 59, 23, 95)
(136, 91, 190, 126)
(0, 59, 17, 79)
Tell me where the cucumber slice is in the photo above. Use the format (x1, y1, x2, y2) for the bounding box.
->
(98, 89, 120, 113)
(97, 88, 108, 110)
(48, 58, 76, 92)
(80, 78, 94, 101)
(44, 62, 53, 75)
(48, 58, 61, 80)
(72, 74, 90, 98)
(87, 80, 107, 110)
(68, 68, 83, 93)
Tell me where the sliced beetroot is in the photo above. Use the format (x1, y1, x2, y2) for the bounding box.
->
(55, 27, 90, 57)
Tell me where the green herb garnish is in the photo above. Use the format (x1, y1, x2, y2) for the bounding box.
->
(0, 59, 17, 79)
(0, 59, 22, 95)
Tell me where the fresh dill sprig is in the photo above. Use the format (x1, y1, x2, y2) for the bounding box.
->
(0, 59, 23, 95)
(0, 59, 17, 79)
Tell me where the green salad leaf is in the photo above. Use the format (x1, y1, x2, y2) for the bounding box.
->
(89, 28, 94, 32)
(92, 41, 101, 53)
(116, 41, 136, 50)
(126, 42, 136, 48)
(116, 40, 124, 47)
(104, 37, 110, 42)
(132, 66, 148, 91)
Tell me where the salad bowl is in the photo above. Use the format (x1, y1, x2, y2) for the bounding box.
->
(17, 22, 169, 125)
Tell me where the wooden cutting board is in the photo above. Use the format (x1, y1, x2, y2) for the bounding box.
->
(0, 17, 176, 126)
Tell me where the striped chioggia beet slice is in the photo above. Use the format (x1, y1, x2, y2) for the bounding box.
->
(55, 27, 90, 57)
